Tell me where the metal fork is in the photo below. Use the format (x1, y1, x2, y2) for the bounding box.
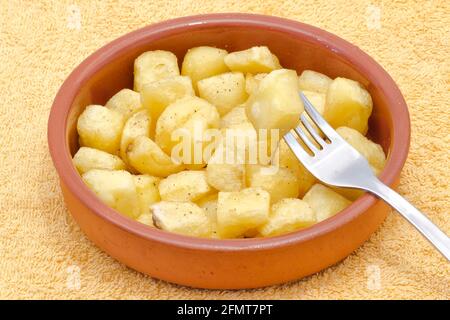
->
(284, 92, 450, 260)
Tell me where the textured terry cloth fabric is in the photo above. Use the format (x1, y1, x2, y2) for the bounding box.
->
(0, 0, 448, 299)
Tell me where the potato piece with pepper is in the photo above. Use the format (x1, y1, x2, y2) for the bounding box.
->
(127, 136, 183, 177)
(220, 106, 249, 128)
(196, 193, 219, 238)
(245, 69, 304, 136)
(73, 147, 126, 174)
(324, 77, 373, 134)
(158, 170, 213, 202)
(224, 46, 281, 74)
(140, 76, 195, 121)
(245, 165, 299, 204)
(82, 169, 139, 218)
(298, 70, 332, 94)
(206, 144, 246, 192)
(77, 105, 124, 155)
(258, 198, 316, 237)
(198, 72, 248, 116)
(151, 201, 213, 238)
(120, 109, 151, 166)
(133, 50, 179, 92)
(133, 174, 161, 218)
(181, 46, 229, 91)
(105, 89, 142, 120)
(303, 184, 351, 222)
(216, 187, 270, 238)
(155, 96, 220, 167)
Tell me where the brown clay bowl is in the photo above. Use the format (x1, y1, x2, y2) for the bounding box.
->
(48, 13, 410, 289)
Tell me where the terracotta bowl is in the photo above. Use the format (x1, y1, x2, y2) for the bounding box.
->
(48, 13, 410, 289)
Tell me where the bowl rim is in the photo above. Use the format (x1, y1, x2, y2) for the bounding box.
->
(48, 13, 410, 252)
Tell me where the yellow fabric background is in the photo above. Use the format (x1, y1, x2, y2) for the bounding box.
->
(0, 0, 448, 299)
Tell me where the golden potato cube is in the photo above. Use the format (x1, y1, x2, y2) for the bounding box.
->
(271, 140, 316, 197)
(198, 72, 248, 116)
(245, 165, 299, 203)
(158, 170, 213, 202)
(120, 109, 151, 166)
(206, 143, 246, 192)
(133, 50, 179, 92)
(73, 147, 126, 174)
(181, 46, 229, 91)
(82, 169, 139, 218)
(245, 69, 304, 136)
(258, 198, 316, 237)
(151, 201, 212, 238)
(303, 184, 351, 222)
(136, 212, 154, 227)
(127, 135, 184, 177)
(155, 96, 220, 165)
(245, 73, 267, 95)
(77, 105, 124, 154)
(206, 118, 262, 192)
(133, 174, 161, 217)
(105, 89, 142, 120)
(216, 187, 270, 238)
(324, 77, 373, 134)
(196, 193, 219, 238)
(224, 46, 281, 74)
(196, 193, 218, 217)
(298, 70, 332, 94)
(220, 106, 249, 128)
(140, 75, 195, 121)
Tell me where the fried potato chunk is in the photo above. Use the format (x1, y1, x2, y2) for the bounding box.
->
(216, 187, 270, 238)
(155, 96, 220, 167)
(127, 136, 183, 177)
(198, 72, 248, 116)
(158, 170, 213, 202)
(181, 46, 229, 91)
(245, 165, 299, 204)
(245, 69, 303, 136)
(258, 198, 316, 237)
(224, 46, 281, 73)
(134, 50, 179, 92)
(303, 184, 351, 222)
(82, 169, 139, 218)
(120, 109, 151, 166)
(298, 70, 332, 94)
(77, 105, 124, 154)
(140, 75, 195, 121)
(105, 89, 142, 120)
(133, 174, 161, 218)
(324, 77, 373, 134)
(73, 147, 126, 174)
(151, 201, 213, 238)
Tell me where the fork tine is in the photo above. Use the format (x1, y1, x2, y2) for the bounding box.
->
(283, 132, 313, 165)
(299, 92, 342, 141)
(294, 125, 319, 155)
(300, 113, 326, 148)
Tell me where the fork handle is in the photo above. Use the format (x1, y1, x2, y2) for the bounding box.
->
(364, 178, 450, 261)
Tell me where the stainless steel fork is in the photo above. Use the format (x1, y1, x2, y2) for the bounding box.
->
(284, 92, 450, 260)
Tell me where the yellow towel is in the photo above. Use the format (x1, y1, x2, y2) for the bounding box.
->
(0, 0, 448, 299)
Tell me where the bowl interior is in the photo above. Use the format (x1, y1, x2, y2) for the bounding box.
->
(66, 24, 392, 158)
